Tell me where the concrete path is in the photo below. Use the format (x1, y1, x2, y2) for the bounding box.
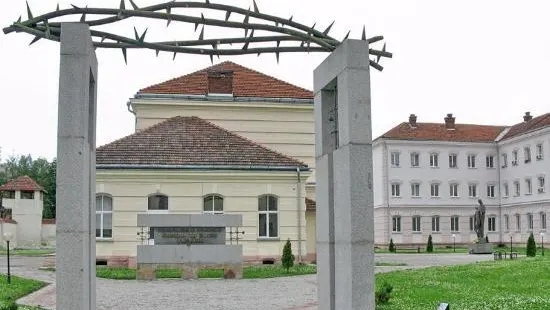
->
(2, 253, 494, 310)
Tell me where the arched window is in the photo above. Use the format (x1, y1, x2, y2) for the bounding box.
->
(203, 194, 223, 214)
(258, 195, 278, 238)
(148, 194, 168, 211)
(96, 194, 113, 239)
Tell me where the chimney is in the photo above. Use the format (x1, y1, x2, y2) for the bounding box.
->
(444, 113, 456, 130)
(523, 112, 533, 122)
(207, 70, 233, 95)
(409, 114, 417, 128)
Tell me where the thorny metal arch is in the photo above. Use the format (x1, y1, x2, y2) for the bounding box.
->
(3, 0, 392, 70)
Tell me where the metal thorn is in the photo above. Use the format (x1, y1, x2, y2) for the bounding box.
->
(29, 36, 41, 45)
(173, 51, 177, 60)
(194, 23, 199, 32)
(257, 52, 261, 57)
(155, 49, 159, 57)
(80, 13, 86, 22)
(129, 0, 139, 10)
(119, 0, 125, 10)
(122, 47, 127, 65)
(71, 4, 80, 10)
(201, 13, 205, 22)
(206, 0, 210, 3)
(199, 26, 204, 40)
(311, 22, 316, 30)
(140, 28, 148, 42)
(276, 40, 280, 48)
(276, 51, 280, 64)
(56, 3, 59, 11)
(253, 0, 259, 13)
(225, 11, 231, 21)
(26, 1, 33, 19)
(377, 43, 386, 63)
(369, 60, 383, 71)
(209, 54, 213, 64)
(134, 27, 139, 41)
(289, 15, 293, 22)
(323, 21, 335, 35)
(101, 35, 107, 42)
(362, 26, 366, 40)
(343, 30, 350, 41)
(16, 16, 21, 23)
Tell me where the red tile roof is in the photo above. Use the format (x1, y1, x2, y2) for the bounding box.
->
(96, 116, 307, 169)
(501, 113, 550, 140)
(380, 122, 506, 143)
(305, 198, 316, 212)
(0, 176, 44, 192)
(138, 61, 313, 99)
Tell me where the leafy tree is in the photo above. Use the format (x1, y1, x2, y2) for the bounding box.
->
(282, 238, 295, 272)
(0, 154, 56, 218)
(426, 235, 434, 253)
(389, 238, 395, 253)
(526, 232, 537, 257)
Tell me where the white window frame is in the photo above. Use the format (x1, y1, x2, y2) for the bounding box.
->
(430, 183, 440, 197)
(431, 216, 440, 232)
(467, 154, 476, 168)
(410, 152, 420, 167)
(469, 216, 474, 231)
(391, 183, 401, 197)
(514, 181, 520, 197)
(203, 194, 224, 214)
(390, 152, 400, 167)
(536, 143, 544, 160)
(515, 214, 521, 231)
(538, 176, 546, 193)
(504, 214, 509, 232)
(449, 154, 458, 168)
(487, 184, 496, 198)
(411, 183, 420, 197)
(527, 213, 534, 230)
(450, 183, 459, 197)
(524, 147, 531, 163)
(526, 178, 532, 195)
(512, 150, 519, 166)
(503, 182, 509, 197)
(541, 212, 547, 230)
(451, 216, 459, 232)
(430, 153, 439, 168)
(501, 153, 508, 168)
(392, 216, 401, 232)
(258, 195, 278, 238)
(468, 184, 477, 198)
(412, 216, 421, 232)
(96, 194, 113, 239)
(485, 155, 495, 168)
(488, 216, 496, 232)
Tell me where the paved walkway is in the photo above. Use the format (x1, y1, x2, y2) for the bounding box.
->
(2, 253, 493, 310)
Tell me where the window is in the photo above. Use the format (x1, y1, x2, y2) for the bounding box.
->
(536, 143, 544, 160)
(538, 176, 546, 193)
(411, 183, 420, 197)
(501, 153, 508, 168)
(512, 150, 519, 165)
(524, 147, 531, 163)
(391, 183, 401, 197)
(203, 194, 223, 214)
(432, 216, 440, 232)
(410, 152, 420, 167)
(1, 191, 15, 199)
(390, 152, 400, 167)
(514, 181, 520, 196)
(469, 216, 474, 231)
(95, 194, 113, 239)
(504, 214, 509, 231)
(430, 153, 439, 168)
(467, 154, 476, 168)
(515, 214, 521, 231)
(449, 154, 457, 168)
(503, 182, 509, 197)
(468, 184, 477, 198)
(412, 216, 421, 232)
(488, 216, 496, 232)
(148, 194, 168, 210)
(258, 195, 278, 238)
(527, 213, 534, 230)
(430, 183, 440, 197)
(526, 178, 532, 195)
(488, 185, 496, 198)
(451, 216, 459, 232)
(20, 191, 34, 199)
(450, 183, 459, 197)
(392, 216, 401, 232)
(485, 155, 495, 168)
(541, 213, 547, 230)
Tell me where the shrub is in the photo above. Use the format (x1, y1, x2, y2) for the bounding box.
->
(282, 238, 295, 272)
(389, 238, 395, 253)
(426, 235, 434, 253)
(0, 300, 18, 310)
(375, 281, 393, 305)
(526, 232, 537, 257)
(485, 235, 489, 243)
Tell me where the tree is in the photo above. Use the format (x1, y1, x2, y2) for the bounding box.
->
(389, 238, 395, 253)
(526, 232, 537, 257)
(0, 154, 56, 218)
(426, 235, 434, 253)
(282, 238, 295, 272)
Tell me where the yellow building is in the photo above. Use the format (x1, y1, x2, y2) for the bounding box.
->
(96, 62, 318, 266)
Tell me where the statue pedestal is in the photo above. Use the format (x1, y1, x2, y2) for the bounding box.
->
(469, 243, 493, 254)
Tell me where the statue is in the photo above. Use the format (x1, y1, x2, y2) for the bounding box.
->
(474, 199, 486, 243)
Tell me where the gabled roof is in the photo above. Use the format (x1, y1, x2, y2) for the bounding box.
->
(501, 113, 550, 140)
(380, 122, 506, 143)
(138, 61, 313, 99)
(0, 176, 44, 192)
(96, 116, 307, 170)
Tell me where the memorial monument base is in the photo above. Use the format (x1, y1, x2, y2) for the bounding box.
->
(469, 243, 493, 254)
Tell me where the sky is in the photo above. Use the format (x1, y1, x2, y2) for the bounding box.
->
(1, 0, 550, 162)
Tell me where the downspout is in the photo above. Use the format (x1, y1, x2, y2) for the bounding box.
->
(296, 167, 303, 263)
(496, 142, 503, 244)
(383, 141, 391, 244)
(126, 100, 137, 131)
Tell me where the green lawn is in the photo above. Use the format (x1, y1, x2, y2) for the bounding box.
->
(0, 275, 46, 310)
(0, 249, 55, 257)
(376, 247, 470, 254)
(375, 256, 550, 310)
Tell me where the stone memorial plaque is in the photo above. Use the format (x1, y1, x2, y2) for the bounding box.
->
(152, 227, 225, 245)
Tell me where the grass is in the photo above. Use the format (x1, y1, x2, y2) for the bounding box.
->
(0, 274, 46, 310)
(375, 255, 550, 309)
(376, 247, 470, 254)
(0, 249, 55, 257)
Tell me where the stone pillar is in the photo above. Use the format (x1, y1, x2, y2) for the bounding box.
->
(314, 39, 374, 309)
(56, 23, 97, 310)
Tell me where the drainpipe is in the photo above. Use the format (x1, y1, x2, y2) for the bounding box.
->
(126, 100, 137, 130)
(496, 143, 503, 244)
(296, 167, 303, 263)
(384, 142, 391, 244)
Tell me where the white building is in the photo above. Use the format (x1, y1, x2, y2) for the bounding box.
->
(374, 112, 550, 247)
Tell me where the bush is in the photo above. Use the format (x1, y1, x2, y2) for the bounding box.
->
(426, 235, 434, 253)
(282, 238, 295, 272)
(0, 300, 18, 310)
(485, 235, 489, 243)
(375, 281, 393, 305)
(526, 232, 537, 257)
(389, 238, 395, 253)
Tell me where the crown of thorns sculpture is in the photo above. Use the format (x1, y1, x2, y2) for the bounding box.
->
(3, 0, 392, 70)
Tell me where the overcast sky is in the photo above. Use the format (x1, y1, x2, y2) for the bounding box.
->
(1, 0, 549, 161)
